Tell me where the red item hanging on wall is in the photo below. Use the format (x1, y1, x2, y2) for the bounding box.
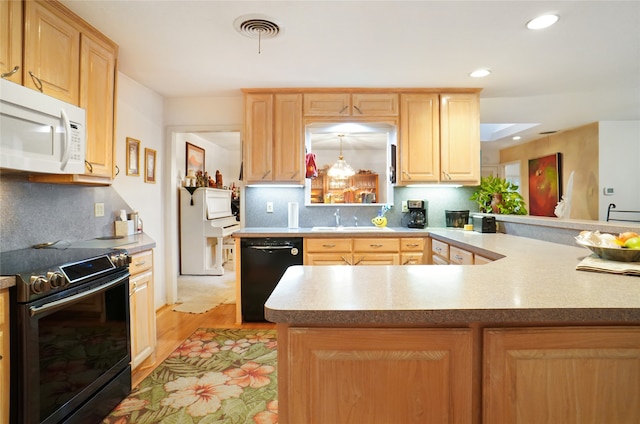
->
(305, 152, 318, 178)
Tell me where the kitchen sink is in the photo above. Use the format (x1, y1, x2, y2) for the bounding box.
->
(311, 226, 394, 232)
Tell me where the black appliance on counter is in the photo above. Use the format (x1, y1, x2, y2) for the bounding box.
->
(240, 238, 303, 322)
(1, 246, 132, 424)
(407, 200, 427, 228)
(472, 215, 497, 233)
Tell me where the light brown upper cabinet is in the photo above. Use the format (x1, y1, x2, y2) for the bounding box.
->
(304, 92, 399, 117)
(9, 0, 119, 185)
(399, 92, 480, 185)
(23, 0, 80, 105)
(79, 33, 117, 179)
(244, 92, 304, 184)
(0, 0, 23, 84)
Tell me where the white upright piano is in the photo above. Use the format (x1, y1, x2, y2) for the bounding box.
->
(180, 187, 240, 275)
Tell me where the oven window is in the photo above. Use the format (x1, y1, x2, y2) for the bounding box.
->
(37, 283, 128, 420)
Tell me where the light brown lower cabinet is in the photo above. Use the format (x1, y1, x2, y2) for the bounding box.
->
(484, 326, 640, 424)
(277, 325, 640, 424)
(129, 250, 156, 370)
(304, 237, 425, 266)
(282, 327, 473, 424)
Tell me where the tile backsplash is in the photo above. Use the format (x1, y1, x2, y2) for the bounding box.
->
(0, 175, 130, 252)
(244, 185, 479, 228)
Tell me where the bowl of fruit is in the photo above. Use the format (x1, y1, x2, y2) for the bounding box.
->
(575, 231, 640, 262)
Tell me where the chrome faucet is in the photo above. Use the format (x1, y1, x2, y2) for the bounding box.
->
(334, 208, 341, 227)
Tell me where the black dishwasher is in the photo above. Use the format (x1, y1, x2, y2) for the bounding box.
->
(240, 238, 303, 322)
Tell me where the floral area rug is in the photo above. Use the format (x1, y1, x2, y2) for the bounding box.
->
(103, 328, 278, 424)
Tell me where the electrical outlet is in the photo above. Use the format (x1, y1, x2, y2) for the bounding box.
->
(94, 202, 105, 217)
(401, 201, 409, 213)
(266, 201, 274, 213)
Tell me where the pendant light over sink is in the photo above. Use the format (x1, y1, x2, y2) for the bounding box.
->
(327, 134, 355, 180)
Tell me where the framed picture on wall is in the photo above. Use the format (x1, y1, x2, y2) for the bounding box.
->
(186, 142, 205, 175)
(126, 137, 140, 176)
(144, 148, 157, 183)
(528, 152, 562, 217)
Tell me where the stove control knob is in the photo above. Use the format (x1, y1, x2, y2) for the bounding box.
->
(111, 253, 131, 267)
(47, 271, 67, 288)
(30, 275, 48, 294)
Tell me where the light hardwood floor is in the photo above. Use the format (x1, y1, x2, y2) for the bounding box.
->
(131, 303, 275, 388)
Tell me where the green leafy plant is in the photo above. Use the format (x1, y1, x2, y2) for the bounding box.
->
(470, 175, 528, 215)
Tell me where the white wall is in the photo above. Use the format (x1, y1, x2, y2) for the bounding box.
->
(112, 72, 166, 310)
(599, 120, 640, 220)
(175, 133, 241, 188)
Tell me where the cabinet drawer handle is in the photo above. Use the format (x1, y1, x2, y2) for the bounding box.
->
(405, 243, 419, 248)
(442, 171, 452, 180)
(353, 105, 363, 114)
(435, 247, 442, 253)
(1, 65, 19, 79)
(28, 71, 43, 92)
(261, 170, 271, 179)
(369, 244, 383, 248)
(339, 105, 349, 114)
(402, 171, 412, 180)
(454, 255, 463, 260)
(322, 244, 336, 248)
(135, 261, 146, 266)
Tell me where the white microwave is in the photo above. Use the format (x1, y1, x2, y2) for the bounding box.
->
(0, 79, 86, 174)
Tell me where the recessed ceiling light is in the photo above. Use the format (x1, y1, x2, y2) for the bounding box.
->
(526, 14, 559, 30)
(512, 136, 521, 140)
(470, 69, 491, 78)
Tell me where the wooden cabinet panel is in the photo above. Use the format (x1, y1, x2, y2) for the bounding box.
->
(0, 0, 22, 84)
(351, 93, 398, 116)
(484, 326, 640, 424)
(244, 92, 303, 184)
(24, 0, 80, 104)
(440, 93, 480, 184)
(303, 92, 350, 116)
(401, 238, 425, 252)
(474, 254, 492, 265)
(304, 92, 398, 117)
(401, 252, 423, 265)
(353, 253, 400, 265)
(449, 246, 474, 265)
(129, 250, 156, 370)
(305, 238, 352, 253)
(285, 327, 473, 424)
(305, 253, 352, 266)
(0, 289, 8, 424)
(353, 238, 399, 253)
(80, 33, 116, 178)
(431, 239, 449, 259)
(244, 93, 274, 181)
(399, 93, 440, 183)
(273, 93, 304, 183)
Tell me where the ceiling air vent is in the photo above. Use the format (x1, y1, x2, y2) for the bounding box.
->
(234, 15, 281, 54)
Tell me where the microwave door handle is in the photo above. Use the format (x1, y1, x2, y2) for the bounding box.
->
(59, 108, 72, 171)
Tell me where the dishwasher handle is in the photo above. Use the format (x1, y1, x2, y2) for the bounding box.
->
(246, 245, 295, 251)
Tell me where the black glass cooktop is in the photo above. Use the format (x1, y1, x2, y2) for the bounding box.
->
(0, 245, 123, 276)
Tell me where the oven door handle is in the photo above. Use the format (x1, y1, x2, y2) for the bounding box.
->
(29, 273, 128, 317)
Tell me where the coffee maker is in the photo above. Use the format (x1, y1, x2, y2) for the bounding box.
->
(407, 200, 426, 228)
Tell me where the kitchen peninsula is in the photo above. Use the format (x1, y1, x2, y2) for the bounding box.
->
(259, 228, 640, 424)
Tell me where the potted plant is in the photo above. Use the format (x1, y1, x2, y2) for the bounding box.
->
(470, 175, 528, 215)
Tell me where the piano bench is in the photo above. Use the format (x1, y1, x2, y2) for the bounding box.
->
(222, 238, 235, 264)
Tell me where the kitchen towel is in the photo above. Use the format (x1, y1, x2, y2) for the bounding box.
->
(576, 255, 640, 276)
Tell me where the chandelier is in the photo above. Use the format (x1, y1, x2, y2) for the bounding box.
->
(327, 134, 355, 180)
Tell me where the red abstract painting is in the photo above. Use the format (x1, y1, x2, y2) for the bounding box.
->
(528, 153, 562, 217)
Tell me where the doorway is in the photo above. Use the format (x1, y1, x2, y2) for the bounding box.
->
(164, 126, 241, 305)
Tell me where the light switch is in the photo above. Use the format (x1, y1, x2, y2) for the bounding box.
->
(266, 202, 274, 213)
(603, 187, 614, 196)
